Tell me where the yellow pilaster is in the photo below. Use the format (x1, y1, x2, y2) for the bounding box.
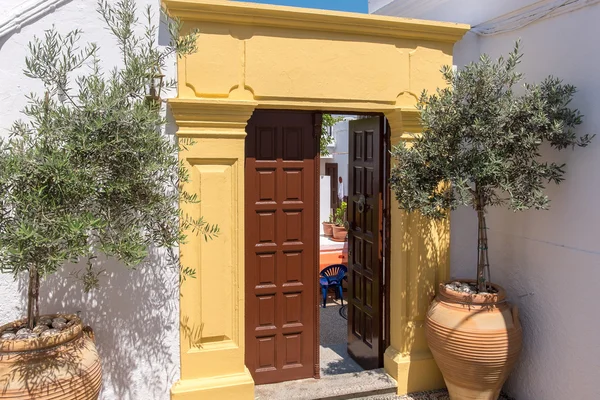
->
(383, 108, 451, 395)
(169, 99, 257, 400)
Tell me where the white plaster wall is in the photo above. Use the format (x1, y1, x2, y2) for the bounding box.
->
(332, 118, 351, 199)
(372, 0, 541, 24)
(318, 116, 353, 222)
(0, 1, 180, 399)
(448, 5, 600, 400)
(320, 175, 331, 233)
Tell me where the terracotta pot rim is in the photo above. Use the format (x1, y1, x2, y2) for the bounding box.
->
(322, 222, 334, 225)
(438, 280, 506, 305)
(0, 313, 82, 353)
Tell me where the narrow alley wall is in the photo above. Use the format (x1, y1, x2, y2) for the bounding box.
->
(449, 5, 600, 399)
(0, 1, 180, 399)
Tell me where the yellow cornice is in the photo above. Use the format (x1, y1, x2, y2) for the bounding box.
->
(169, 98, 257, 137)
(163, 0, 470, 43)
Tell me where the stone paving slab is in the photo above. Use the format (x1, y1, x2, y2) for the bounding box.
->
(351, 390, 515, 399)
(320, 343, 363, 376)
(254, 368, 397, 400)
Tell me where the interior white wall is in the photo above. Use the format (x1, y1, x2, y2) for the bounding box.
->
(319, 116, 353, 220)
(320, 176, 332, 232)
(449, 4, 600, 400)
(332, 118, 351, 199)
(0, 1, 180, 399)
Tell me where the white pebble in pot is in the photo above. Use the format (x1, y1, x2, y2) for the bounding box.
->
(41, 329, 60, 337)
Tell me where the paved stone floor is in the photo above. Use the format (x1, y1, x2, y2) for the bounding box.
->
(320, 300, 363, 377)
(320, 301, 347, 346)
(353, 391, 514, 399)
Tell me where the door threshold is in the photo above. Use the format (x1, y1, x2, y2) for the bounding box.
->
(254, 368, 397, 400)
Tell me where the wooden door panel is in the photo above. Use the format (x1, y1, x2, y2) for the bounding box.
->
(245, 111, 318, 385)
(347, 116, 384, 370)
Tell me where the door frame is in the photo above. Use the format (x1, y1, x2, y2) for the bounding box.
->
(316, 113, 391, 371)
(243, 111, 391, 382)
(166, 2, 465, 396)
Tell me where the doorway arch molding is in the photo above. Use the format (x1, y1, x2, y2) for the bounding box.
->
(164, 1, 468, 398)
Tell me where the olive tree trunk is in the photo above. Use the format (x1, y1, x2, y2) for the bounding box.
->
(26, 267, 40, 330)
(475, 191, 490, 293)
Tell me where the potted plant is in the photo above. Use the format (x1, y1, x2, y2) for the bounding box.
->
(322, 214, 335, 237)
(0, 2, 214, 398)
(390, 42, 592, 400)
(332, 201, 348, 240)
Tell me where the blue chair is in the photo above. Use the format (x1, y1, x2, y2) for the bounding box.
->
(320, 264, 348, 308)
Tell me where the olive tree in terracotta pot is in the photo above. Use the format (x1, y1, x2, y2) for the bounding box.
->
(390, 42, 592, 400)
(0, 1, 215, 398)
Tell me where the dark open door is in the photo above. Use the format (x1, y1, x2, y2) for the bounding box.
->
(245, 111, 320, 384)
(324, 162, 338, 211)
(347, 116, 384, 370)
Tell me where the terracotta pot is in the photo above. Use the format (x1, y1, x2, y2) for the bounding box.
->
(0, 314, 102, 399)
(332, 225, 347, 240)
(426, 281, 522, 400)
(322, 222, 334, 237)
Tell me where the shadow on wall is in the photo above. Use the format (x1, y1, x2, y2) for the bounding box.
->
(16, 246, 180, 400)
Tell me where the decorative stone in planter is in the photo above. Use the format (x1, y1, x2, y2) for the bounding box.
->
(425, 281, 522, 400)
(0, 314, 102, 400)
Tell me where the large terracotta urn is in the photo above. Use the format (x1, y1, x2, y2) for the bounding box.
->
(0, 314, 102, 399)
(426, 281, 522, 400)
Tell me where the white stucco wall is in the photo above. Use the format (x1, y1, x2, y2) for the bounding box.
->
(319, 116, 353, 217)
(320, 175, 331, 233)
(376, 3, 600, 399)
(0, 1, 180, 399)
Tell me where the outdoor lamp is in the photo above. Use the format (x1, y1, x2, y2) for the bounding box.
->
(146, 68, 165, 105)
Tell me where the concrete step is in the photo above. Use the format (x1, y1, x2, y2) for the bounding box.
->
(254, 368, 397, 400)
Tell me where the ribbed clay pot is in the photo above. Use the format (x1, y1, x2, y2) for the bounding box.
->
(332, 225, 347, 240)
(426, 281, 522, 400)
(322, 222, 334, 237)
(0, 314, 102, 399)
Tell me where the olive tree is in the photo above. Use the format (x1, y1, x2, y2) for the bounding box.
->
(0, 0, 216, 330)
(390, 42, 592, 292)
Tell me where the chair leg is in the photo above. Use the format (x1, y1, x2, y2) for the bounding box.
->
(321, 285, 327, 308)
(338, 285, 344, 306)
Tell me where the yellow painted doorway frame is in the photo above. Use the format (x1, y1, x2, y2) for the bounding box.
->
(163, 1, 469, 398)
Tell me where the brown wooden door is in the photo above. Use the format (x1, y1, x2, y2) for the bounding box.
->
(347, 116, 384, 370)
(325, 162, 338, 211)
(245, 111, 319, 385)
